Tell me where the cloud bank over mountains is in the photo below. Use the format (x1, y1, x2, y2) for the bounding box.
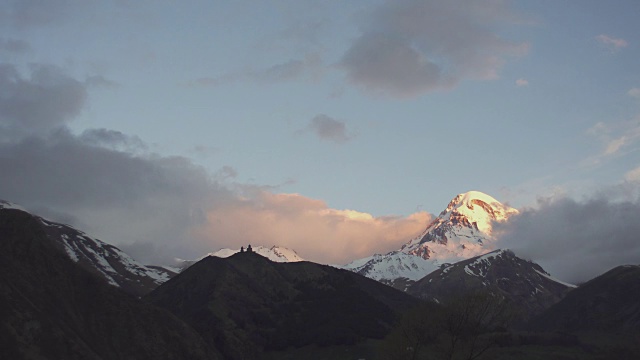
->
(0, 61, 428, 265)
(496, 188, 640, 284)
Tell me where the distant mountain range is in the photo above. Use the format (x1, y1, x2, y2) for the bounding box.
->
(3, 193, 639, 358)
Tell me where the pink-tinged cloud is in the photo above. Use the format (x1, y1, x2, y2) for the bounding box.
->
(515, 78, 529, 87)
(595, 34, 628, 51)
(192, 190, 432, 265)
(628, 87, 640, 99)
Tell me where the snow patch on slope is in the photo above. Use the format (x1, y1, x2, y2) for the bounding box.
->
(0, 200, 27, 212)
(342, 251, 440, 281)
(209, 245, 304, 263)
(534, 269, 577, 288)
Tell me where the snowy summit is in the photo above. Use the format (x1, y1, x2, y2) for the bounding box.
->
(344, 191, 518, 283)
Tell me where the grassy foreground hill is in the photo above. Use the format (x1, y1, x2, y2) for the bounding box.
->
(145, 251, 420, 359)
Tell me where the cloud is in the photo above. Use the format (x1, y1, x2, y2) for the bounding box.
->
(584, 118, 640, 165)
(0, 37, 30, 54)
(78, 128, 147, 152)
(624, 166, 640, 182)
(0, 130, 429, 265)
(194, 189, 432, 265)
(0, 130, 228, 248)
(340, 32, 455, 96)
(595, 34, 628, 51)
(0, 60, 427, 266)
(339, 0, 530, 97)
(189, 53, 323, 87)
(515, 78, 529, 87)
(0, 63, 87, 139)
(0, 0, 76, 28)
(84, 75, 119, 89)
(628, 87, 640, 99)
(496, 193, 640, 284)
(303, 114, 353, 143)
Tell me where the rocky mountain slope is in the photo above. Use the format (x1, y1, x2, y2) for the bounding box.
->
(407, 249, 575, 321)
(0, 200, 173, 296)
(145, 251, 420, 360)
(0, 206, 219, 360)
(344, 191, 518, 286)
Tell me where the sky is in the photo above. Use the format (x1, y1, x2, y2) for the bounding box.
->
(1, 1, 640, 281)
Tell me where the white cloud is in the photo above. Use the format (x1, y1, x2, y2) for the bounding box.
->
(515, 78, 529, 87)
(595, 34, 628, 51)
(628, 87, 640, 99)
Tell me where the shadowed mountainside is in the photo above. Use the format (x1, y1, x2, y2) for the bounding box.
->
(0, 208, 220, 360)
(145, 251, 421, 360)
(407, 249, 573, 323)
(529, 264, 640, 333)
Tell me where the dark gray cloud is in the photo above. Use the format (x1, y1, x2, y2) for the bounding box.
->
(341, 32, 454, 96)
(0, 64, 86, 138)
(0, 130, 234, 264)
(496, 194, 640, 284)
(306, 114, 352, 143)
(0, 62, 229, 263)
(339, 0, 529, 97)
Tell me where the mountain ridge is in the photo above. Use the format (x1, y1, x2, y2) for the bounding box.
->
(407, 249, 574, 322)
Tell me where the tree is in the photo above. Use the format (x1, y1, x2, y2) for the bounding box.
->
(379, 302, 443, 360)
(379, 292, 513, 360)
(441, 292, 513, 360)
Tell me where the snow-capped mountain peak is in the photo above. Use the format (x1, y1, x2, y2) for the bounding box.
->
(439, 191, 517, 234)
(401, 190, 517, 261)
(344, 191, 518, 287)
